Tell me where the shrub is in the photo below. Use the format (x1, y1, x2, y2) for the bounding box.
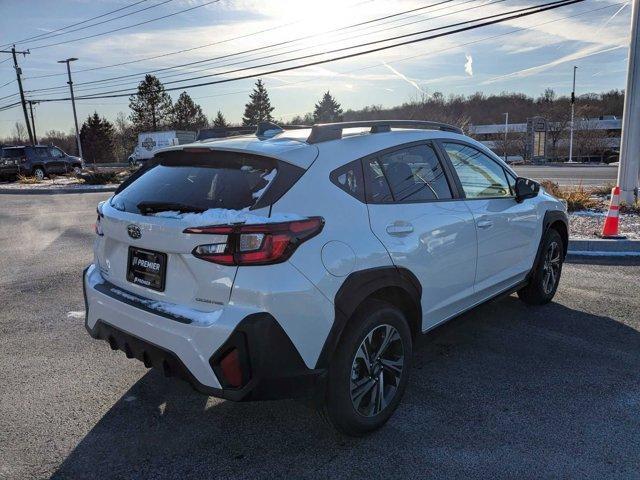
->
(80, 171, 120, 185)
(17, 174, 41, 184)
(540, 180, 597, 212)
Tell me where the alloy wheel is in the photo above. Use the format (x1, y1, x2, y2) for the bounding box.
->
(542, 241, 561, 295)
(350, 324, 404, 417)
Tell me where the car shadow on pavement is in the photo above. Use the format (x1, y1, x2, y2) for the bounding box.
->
(51, 296, 640, 479)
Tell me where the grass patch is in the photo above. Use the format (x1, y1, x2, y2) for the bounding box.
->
(540, 180, 598, 212)
(620, 201, 640, 215)
(80, 171, 120, 185)
(589, 182, 615, 196)
(17, 174, 42, 184)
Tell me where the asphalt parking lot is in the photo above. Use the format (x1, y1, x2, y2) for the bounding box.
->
(1, 193, 639, 480)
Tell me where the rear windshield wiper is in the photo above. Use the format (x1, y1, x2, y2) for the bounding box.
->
(137, 201, 207, 215)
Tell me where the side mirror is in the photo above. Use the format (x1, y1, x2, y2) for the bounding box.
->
(515, 177, 540, 203)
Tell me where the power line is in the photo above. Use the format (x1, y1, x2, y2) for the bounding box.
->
(27, 0, 496, 95)
(21, 0, 439, 81)
(26, 0, 221, 51)
(13, 0, 174, 46)
(0, 0, 152, 48)
(71, 0, 583, 99)
(33, 0, 586, 102)
(0, 79, 16, 90)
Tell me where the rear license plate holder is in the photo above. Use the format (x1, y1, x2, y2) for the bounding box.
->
(127, 247, 167, 292)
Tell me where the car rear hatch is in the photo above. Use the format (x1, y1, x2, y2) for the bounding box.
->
(96, 148, 305, 311)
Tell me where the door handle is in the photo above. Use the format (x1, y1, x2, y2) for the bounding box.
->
(386, 221, 414, 236)
(477, 220, 493, 229)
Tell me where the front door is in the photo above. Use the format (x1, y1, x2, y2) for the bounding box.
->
(364, 142, 477, 331)
(440, 141, 539, 298)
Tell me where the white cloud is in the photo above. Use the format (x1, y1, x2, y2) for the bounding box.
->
(382, 62, 425, 95)
(464, 54, 473, 77)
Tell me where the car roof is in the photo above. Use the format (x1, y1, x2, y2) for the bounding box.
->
(161, 126, 490, 170)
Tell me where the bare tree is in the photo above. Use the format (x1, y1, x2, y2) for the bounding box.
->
(12, 122, 27, 142)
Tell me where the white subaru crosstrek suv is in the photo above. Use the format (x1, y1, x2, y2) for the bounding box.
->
(83, 120, 568, 435)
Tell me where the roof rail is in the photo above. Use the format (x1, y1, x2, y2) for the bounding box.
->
(306, 120, 463, 144)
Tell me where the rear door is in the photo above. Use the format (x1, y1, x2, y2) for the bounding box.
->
(98, 150, 289, 309)
(364, 141, 477, 330)
(440, 141, 539, 297)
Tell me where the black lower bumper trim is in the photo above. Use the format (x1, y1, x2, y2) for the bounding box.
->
(86, 316, 325, 402)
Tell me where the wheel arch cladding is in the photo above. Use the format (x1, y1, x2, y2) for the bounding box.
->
(544, 210, 569, 257)
(315, 266, 422, 369)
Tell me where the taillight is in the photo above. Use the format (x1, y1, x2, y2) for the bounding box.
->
(185, 217, 324, 266)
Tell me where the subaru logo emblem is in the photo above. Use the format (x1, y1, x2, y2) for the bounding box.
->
(127, 224, 142, 239)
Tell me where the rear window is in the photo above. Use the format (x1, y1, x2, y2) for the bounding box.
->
(2, 148, 24, 158)
(111, 150, 283, 214)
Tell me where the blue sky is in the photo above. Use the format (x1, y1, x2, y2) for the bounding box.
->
(0, 0, 632, 137)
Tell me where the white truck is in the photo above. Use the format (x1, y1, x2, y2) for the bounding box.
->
(128, 130, 196, 166)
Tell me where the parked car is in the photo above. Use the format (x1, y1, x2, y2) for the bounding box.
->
(0, 146, 20, 181)
(128, 130, 197, 167)
(1, 145, 83, 180)
(83, 120, 568, 435)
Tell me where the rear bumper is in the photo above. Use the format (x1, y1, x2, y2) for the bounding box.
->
(0, 165, 18, 177)
(83, 265, 325, 401)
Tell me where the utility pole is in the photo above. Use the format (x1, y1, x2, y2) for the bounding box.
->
(0, 45, 33, 145)
(568, 66, 577, 163)
(617, 0, 640, 204)
(27, 100, 38, 144)
(58, 58, 83, 159)
(503, 112, 509, 162)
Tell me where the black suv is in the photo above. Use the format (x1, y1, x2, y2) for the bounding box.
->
(0, 145, 83, 180)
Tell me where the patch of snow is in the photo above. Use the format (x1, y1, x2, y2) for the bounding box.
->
(67, 311, 85, 319)
(108, 286, 223, 326)
(154, 208, 304, 226)
(252, 169, 277, 199)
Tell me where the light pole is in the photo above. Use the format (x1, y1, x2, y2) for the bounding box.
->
(58, 58, 83, 159)
(503, 112, 509, 162)
(617, 0, 640, 204)
(568, 65, 577, 163)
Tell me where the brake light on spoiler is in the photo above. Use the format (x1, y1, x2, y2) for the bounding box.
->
(185, 217, 324, 266)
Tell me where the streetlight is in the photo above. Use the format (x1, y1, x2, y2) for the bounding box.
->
(58, 58, 83, 159)
(503, 112, 509, 162)
(568, 65, 577, 163)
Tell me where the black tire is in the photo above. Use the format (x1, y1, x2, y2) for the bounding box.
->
(319, 299, 412, 436)
(518, 228, 564, 305)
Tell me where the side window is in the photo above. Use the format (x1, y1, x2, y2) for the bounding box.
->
(364, 158, 393, 203)
(379, 144, 451, 202)
(443, 143, 511, 199)
(49, 148, 64, 158)
(330, 159, 365, 202)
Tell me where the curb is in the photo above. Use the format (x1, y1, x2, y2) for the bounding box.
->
(567, 239, 640, 257)
(0, 186, 117, 195)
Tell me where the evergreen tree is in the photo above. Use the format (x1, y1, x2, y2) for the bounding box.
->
(128, 74, 173, 132)
(313, 91, 343, 123)
(171, 91, 208, 130)
(242, 79, 274, 126)
(212, 110, 229, 127)
(80, 112, 115, 165)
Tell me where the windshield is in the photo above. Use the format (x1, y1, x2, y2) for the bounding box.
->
(110, 150, 278, 215)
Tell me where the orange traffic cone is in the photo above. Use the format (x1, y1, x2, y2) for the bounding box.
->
(601, 186, 625, 238)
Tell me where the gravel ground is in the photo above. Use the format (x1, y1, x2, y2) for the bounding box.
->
(2, 193, 640, 480)
(570, 211, 640, 239)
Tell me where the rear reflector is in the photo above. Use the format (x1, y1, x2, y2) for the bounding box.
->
(219, 348, 243, 388)
(185, 217, 324, 266)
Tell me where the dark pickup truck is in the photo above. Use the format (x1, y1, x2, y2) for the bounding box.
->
(0, 145, 83, 180)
